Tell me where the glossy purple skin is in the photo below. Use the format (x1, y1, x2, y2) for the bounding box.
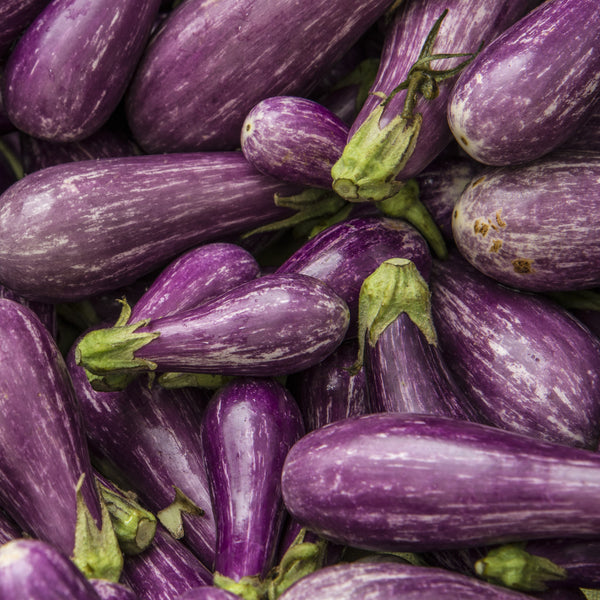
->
(276, 217, 431, 336)
(0, 300, 102, 557)
(448, 0, 600, 166)
(126, 0, 393, 153)
(0, 539, 101, 599)
(175, 588, 239, 600)
(120, 525, 212, 600)
(348, 0, 534, 182)
(131, 273, 350, 376)
(201, 378, 304, 581)
(281, 413, 600, 552)
(452, 151, 600, 292)
(0, 0, 51, 58)
(241, 96, 348, 189)
(90, 579, 138, 600)
(3, 0, 161, 142)
(277, 561, 535, 599)
(129, 242, 261, 322)
(0, 152, 296, 302)
(365, 312, 482, 422)
(66, 348, 216, 568)
(430, 252, 600, 450)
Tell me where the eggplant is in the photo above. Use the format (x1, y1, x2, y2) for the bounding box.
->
(0, 153, 297, 302)
(281, 413, 600, 552)
(201, 378, 304, 591)
(451, 151, 600, 292)
(125, 0, 395, 152)
(429, 251, 600, 450)
(447, 0, 600, 166)
(0, 0, 51, 58)
(276, 561, 535, 599)
(0, 299, 122, 580)
(0, 281, 56, 338)
(89, 579, 138, 600)
(3, 0, 161, 142)
(0, 539, 102, 599)
(76, 273, 350, 380)
(174, 589, 239, 600)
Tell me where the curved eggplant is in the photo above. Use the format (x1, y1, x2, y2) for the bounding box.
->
(281, 413, 600, 552)
(89, 579, 138, 600)
(3, 0, 161, 141)
(447, 0, 600, 166)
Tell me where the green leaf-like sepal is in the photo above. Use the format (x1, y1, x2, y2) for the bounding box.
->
(157, 371, 233, 390)
(156, 487, 204, 539)
(213, 572, 266, 600)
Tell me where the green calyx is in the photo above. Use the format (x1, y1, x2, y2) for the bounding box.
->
(156, 487, 205, 540)
(331, 8, 482, 204)
(214, 573, 266, 600)
(157, 371, 233, 390)
(352, 258, 436, 373)
(475, 543, 568, 592)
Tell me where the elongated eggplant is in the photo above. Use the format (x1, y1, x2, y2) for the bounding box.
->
(201, 378, 304, 592)
(429, 251, 600, 449)
(125, 0, 394, 152)
(0, 153, 296, 302)
(447, 0, 600, 166)
(3, 0, 161, 141)
(89, 579, 137, 600)
(281, 413, 600, 552)
(0, 539, 102, 599)
(0, 0, 51, 58)
(452, 151, 600, 292)
(0, 299, 122, 580)
(276, 561, 535, 599)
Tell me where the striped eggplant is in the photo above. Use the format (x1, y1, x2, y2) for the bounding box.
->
(89, 579, 138, 600)
(276, 561, 535, 599)
(0, 0, 51, 58)
(76, 273, 350, 380)
(3, 0, 161, 142)
(201, 378, 304, 591)
(0, 299, 122, 580)
(0, 153, 297, 302)
(125, 0, 394, 152)
(0, 539, 102, 599)
(281, 413, 600, 552)
(430, 250, 600, 450)
(447, 0, 600, 166)
(174, 589, 239, 600)
(452, 151, 600, 292)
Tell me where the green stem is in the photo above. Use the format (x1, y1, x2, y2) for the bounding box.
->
(0, 139, 24, 180)
(156, 487, 205, 540)
(213, 573, 266, 600)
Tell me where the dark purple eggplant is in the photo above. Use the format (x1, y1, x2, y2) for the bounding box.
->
(276, 561, 535, 599)
(90, 579, 138, 600)
(0, 0, 52, 58)
(452, 151, 600, 292)
(0, 299, 122, 580)
(0, 153, 297, 302)
(429, 251, 600, 450)
(281, 413, 600, 552)
(201, 378, 304, 591)
(0, 539, 102, 599)
(447, 0, 600, 166)
(125, 0, 395, 153)
(3, 0, 161, 142)
(76, 273, 350, 380)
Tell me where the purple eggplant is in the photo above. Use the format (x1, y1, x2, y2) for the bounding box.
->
(3, 0, 161, 142)
(561, 106, 600, 154)
(76, 273, 350, 380)
(0, 299, 122, 580)
(125, 0, 395, 152)
(174, 589, 239, 600)
(281, 413, 600, 552)
(452, 151, 600, 292)
(0, 539, 102, 599)
(0, 281, 56, 338)
(429, 251, 600, 450)
(201, 378, 304, 590)
(90, 579, 138, 600)
(0, 0, 52, 58)
(447, 0, 600, 166)
(277, 561, 535, 599)
(0, 152, 297, 302)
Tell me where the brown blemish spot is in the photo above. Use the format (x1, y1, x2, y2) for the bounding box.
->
(512, 258, 534, 274)
(473, 219, 489, 236)
(245, 123, 252, 132)
(472, 176, 486, 187)
(496, 209, 506, 228)
(460, 136, 469, 146)
(489, 240, 502, 252)
(453, 209, 459, 220)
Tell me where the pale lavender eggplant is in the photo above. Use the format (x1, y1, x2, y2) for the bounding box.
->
(276, 217, 431, 336)
(174, 588, 239, 600)
(277, 561, 535, 599)
(0, 0, 52, 58)
(452, 151, 600, 292)
(90, 579, 137, 600)
(120, 525, 212, 600)
(281, 413, 600, 552)
(430, 251, 600, 450)
(447, 0, 600, 166)
(125, 0, 394, 152)
(201, 378, 304, 581)
(0, 152, 296, 302)
(3, 0, 161, 142)
(0, 539, 101, 600)
(241, 96, 348, 189)
(66, 348, 217, 569)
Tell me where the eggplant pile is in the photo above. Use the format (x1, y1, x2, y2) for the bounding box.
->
(1, 0, 600, 599)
